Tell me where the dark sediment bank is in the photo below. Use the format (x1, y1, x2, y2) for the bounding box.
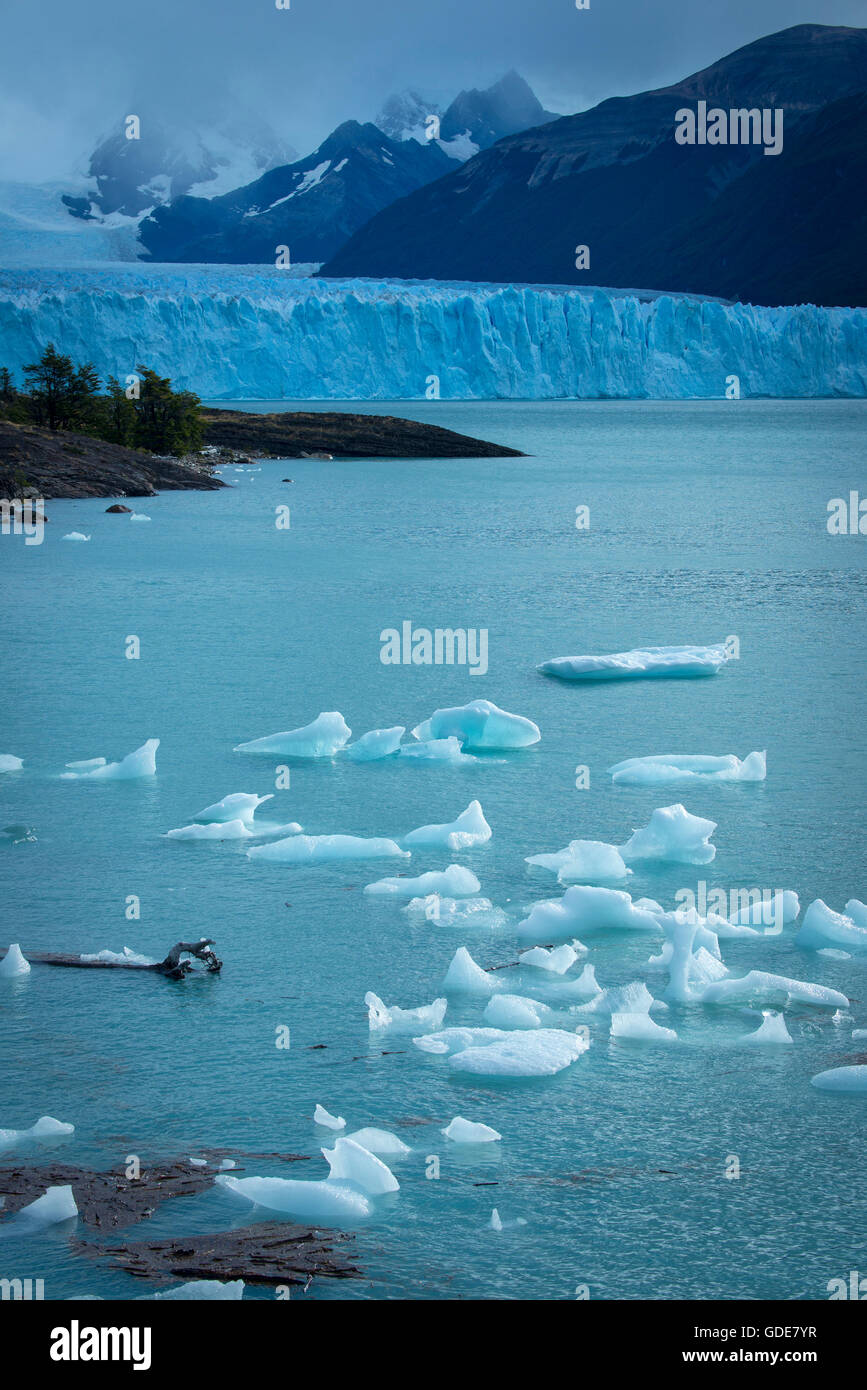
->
(202, 407, 524, 459)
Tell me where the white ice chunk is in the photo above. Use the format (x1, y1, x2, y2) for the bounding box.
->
(399, 737, 473, 763)
(365, 865, 479, 897)
(811, 1065, 867, 1095)
(62, 532, 90, 541)
(0, 755, 24, 772)
(411, 699, 540, 750)
(64, 757, 106, 771)
(527, 964, 601, 1004)
(321, 1137, 399, 1194)
(313, 1104, 345, 1130)
(0, 943, 31, 977)
(129, 513, 151, 522)
(345, 727, 405, 760)
(151, 1280, 244, 1300)
(483, 994, 553, 1029)
(526, 839, 629, 884)
(442, 1117, 502, 1143)
(403, 800, 491, 851)
(412, 1027, 508, 1056)
(403, 894, 507, 928)
(345, 1128, 411, 1157)
(799, 900, 867, 952)
(17, 1184, 78, 1225)
(518, 944, 579, 974)
(489, 1208, 503, 1231)
(701, 971, 848, 1010)
(216, 1174, 372, 1220)
(61, 738, 159, 780)
(80, 947, 155, 965)
(193, 792, 274, 824)
(0, 1115, 75, 1148)
(234, 711, 351, 757)
(740, 1011, 793, 1045)
(577, 981, 656, 1017)
(167, 819, 253, 840)
(449, 1028, 590, 1077)
(364, 991, 447, 1033)
(442, 946, 502, 996)
(249, 833, 407, 864)
(611, 1012, 678, 1042)
(518, 885, 663, 944)
(609, 751, 766, 785)
(620, 804, 717, 865)
(845, 900, 867, 928)
(538, 642, 729, 681)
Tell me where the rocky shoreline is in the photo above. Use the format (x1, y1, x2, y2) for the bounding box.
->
(201, 407, 524, 460)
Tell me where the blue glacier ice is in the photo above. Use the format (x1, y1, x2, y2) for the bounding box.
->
(0, 267, 865, 399)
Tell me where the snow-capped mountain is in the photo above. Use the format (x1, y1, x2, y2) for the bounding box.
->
(138, 121, 453, 264)
(375, 91, 442, 145)
(375, 72, 556, 162)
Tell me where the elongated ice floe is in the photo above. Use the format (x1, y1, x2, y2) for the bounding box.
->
(799, 900, 867, 952)
(403, 800, 491, 851)
(403, 894, 507, 928)
(234, 711, 351, 757)
(411, 699, 540, 750)
(701, 971, 848, 1010)
(365, 991, 447, 1033)
(313, 1104, 345, 1130)
(525, 839, 629, 884)
(61, 738, 159, 780)
(0, 943, 31, 977)
(611, 1012, 678, 1042)
(449, 1028, 590, 1078)
(740, 1011, 793, 1045)
(322, 1137, 400, 1194)
(149, 1280, 244, 1301)
(442, 946, 502, 995)
(345, 727, 405, 760)
(609, 752, 766, 785)
(193, 792, 274, 824)
(811, 1065, 867, 1094)
(620, 804, 717, 865)
(365, 865, 479, 897)
(216, 1174, 372, 1220)
(345, 1128, 411, 1157)
(0, 1116, 75, 1148)
(249, 833, 408, 864)
(537, 642, 730, 681)
(517, 885, 663, 944)
(168, 819, 254, 841)
(442, 1117, 502, 1143)
(0, 754, 23, 772)
(399, 737, 473, 763)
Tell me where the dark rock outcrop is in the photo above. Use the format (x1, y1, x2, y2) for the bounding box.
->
(0, 421, 225, 500)
(202, 408, 523, 459)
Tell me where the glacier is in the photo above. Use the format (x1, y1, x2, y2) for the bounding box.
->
(0, 267, 865, 399)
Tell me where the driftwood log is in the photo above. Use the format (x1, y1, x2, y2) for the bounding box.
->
(0, 939, 222, 980)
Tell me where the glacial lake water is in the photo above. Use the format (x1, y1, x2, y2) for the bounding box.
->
(1, 398, 865, 1301)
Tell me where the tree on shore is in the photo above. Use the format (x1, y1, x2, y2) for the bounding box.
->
(23, 344, 101, 432)
(129, 365, 202, 456)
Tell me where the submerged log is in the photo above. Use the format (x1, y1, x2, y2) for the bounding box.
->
(0, 939, 222, 979)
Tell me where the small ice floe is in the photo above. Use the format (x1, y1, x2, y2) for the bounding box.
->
(0, 943, 31, 978)
(442, 946, 503, 996)
(518, 886, 662, 944)
(60, 739, 159, 780)
(518, 944, 580, 974)
(577, 980, 657, 1018)
(149, 1280, 244, 1300)
(525, 839, 629, 885)
(527, 963, 601, 1005)
(168, 819, 254, 840)
(818, 949, 852, 960)
(345, 727, 405, 760)
(610, 1012, 678, 1043)
(537, 642, 730, 682)
(701, 970, 848, 1010)
(365, 991, 447, 1033)
(399, 737, 473, 763)
(811, 1065, 867, 1095)
(129, 513, 151, 522)
(321, 1137, 399, 1195)
(365, 865, 479, 897)
(13, 1185, 78, 1227)
(609, 752, 766, 786)
(62, 532, 90, 542)
(217, 1174, 372, 1221)
(799, 900, 867, 952)
(411, 699, 540, 750)
(739, 1011, 793, 1045)
(249, 833, 407, 864)
(442, 1117, 502, 1143)
(403, 800, 491, 851)
(192, 792, 274, 824)
(345, 1129, 411, 1157)
(234, 711, 351, 757)
(404, 894, 507, 928)
(620, 804, 717, 866)
(0, 755, 23, 772)
(448, 1029, 590, 1078)
(188, 1157, 208, 1167)
(483, 994, 553, 1029)
(488, 1208, 527, 1230)
(64, 757, 106, 772)
(79, 947, 155, 965)
(314, 1104, 346, 1131)
(0, 1116, 75, 1150)
(220, 1158, 236, 1170)
(0, 824, 36, 845)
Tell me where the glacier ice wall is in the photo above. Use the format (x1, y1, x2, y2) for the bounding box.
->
(0, 266, 864, 400)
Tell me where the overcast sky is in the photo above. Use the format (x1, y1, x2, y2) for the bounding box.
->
(2, 0, 865, 181)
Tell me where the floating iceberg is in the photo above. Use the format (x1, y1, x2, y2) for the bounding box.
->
(61, 738, 159, 780)
(518, 944, 580, 974)
(15, 1184, 78, 1226)
(811, 1065, 867, 1095)
(0, 943, 31, 977)
(365, 865, 479, 897)
(517, 885, 662, 944)
(403, 800, 491, 851)
(403, 894, 507, 928)
(150, 1280, 244, 1301)
(620, 804, 717, 865)
(322, 1137, 399, 1194)
(442, 1117, 502, 1143)
(345, 1128, 411, 1157)
(538, 642, 730, 681)
(740, 1011, 793, 1045)
(0, 1116, 75, 1149)
(249, 833, 407, 864)
(701, 971, 848, 1010)
(399, 737, 473, 763)
(610, 1012, 678, 1042)
(167, 819, 253, 840)
(799, 900, 867, 952)
(527, 963, 601, 1004)
(411, 699, 540, 750)
(0, 754, 23, 772)
(62, 532, 90, 541)
(577, 981, 656, 1018)
(345, 727, 405, 760)
(525, 839, 629, 884)
(609, 751, 766, 785)
(65, 757, 106, 771)
(364, 991, 447, 1033)
(442, 946, 502, 996)
(216, 1174, 372, 1220)
(193, 792, 274, 824)
(313, 1104, 345, 1130)
(483, 994, 553, 1029)
(129, 513, 151, 522)
(449, 1028, 590, 1078)
(234, 712, 351, 757)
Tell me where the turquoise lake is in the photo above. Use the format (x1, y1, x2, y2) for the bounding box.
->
(1, 398, 866, 1300)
